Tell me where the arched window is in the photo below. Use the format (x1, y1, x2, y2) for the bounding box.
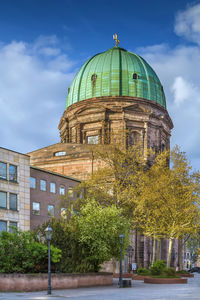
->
(91, 74, 97, 83)
(133, 73, 138, 80)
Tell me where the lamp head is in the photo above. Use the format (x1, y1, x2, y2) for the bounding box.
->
(119, 233, 124, 244)
(45, 225, 53, 241)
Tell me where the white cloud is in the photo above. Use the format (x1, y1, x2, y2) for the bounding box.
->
(175, 3, 200, 44)
(0, 37, 76, 153)
(138, 42, 200, 170)
(171, 76, 199, 106)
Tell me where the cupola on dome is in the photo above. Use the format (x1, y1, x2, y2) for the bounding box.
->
(66, 46, 166, 109)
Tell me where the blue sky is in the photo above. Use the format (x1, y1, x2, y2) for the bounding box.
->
(1, 0, 200, 170)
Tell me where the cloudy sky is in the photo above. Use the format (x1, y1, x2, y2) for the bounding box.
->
(0, 0, 200, 169)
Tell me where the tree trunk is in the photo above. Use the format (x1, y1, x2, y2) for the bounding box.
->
(144, 236, 149, 268)
(156, 240, 161, 260)
(135, 229, 138, 264)
(178, 239, 183, 270)
(167, 238, 173, 268)
(152, 236, 156, 264)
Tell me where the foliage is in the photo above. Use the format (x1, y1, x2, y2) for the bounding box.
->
(163, 267, 176, 277)
(39, 200, 130, 273)
(137, 267, 150, 275)
(150, 260, 166, 275)
(72, 142, 200, 268)
(131, 147, 200, 267)
(0, 229, 61, 273)
(186, 235, 200, 264)
(176, 270, 189, 274)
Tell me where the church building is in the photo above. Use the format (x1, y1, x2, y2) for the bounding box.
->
(28, 37, 175, 268)
(28, 38, 173, 181)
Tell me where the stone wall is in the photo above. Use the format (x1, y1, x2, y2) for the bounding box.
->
(0, 273, 113, 291)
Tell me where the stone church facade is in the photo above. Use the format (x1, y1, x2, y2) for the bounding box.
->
(28, 44, 176, 269)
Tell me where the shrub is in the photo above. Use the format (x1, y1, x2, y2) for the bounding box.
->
(137, 268, 149, 275)
(0, 230, 61, 273)
(137, 267, 150, 275)
(163, 267, 176, 277)
(176, 270, 189, 274)
(150, 260, 166, 275)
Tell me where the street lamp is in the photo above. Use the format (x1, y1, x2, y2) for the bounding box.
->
(119, 233, 124, 288)
(45, 225, 53, 295)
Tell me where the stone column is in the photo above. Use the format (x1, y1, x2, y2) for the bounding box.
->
(76, 124, 81, 144)
(102, 120, 105, 144)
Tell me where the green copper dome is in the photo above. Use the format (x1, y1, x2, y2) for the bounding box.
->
(66, 47, 166, 109)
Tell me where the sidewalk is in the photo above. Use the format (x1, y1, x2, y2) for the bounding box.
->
(0, 273, 200, 300)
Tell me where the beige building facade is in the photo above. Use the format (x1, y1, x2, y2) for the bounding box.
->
(0, 147, 30, 232)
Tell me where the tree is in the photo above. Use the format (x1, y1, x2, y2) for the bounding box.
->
(39, 200, 130, 273)
(132, 147, 200, 267)
(80, 143, 200, 268)
(74, 199, 130, 271)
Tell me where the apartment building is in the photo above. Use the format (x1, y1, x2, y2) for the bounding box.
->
(0, 147, 30, 233)
(30, 166, 81, 229)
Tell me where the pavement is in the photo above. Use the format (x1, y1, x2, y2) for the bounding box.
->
(1, 274, 200, 300)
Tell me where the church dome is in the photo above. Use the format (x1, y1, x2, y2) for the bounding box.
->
(66, 46, 166, 109)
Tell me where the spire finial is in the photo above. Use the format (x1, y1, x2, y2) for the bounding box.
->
(113, 33, 120, 47)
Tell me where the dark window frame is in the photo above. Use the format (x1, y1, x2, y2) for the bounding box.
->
(0, 162, 7, 180)
(40, 179, 46, 191)
(0, 220, 7, 233)
(9, 164, 17, 182)
(0, 191, 7, 209)
(30, 177, 36, 189)
(9, 193, 17, 211)
(9, 221, 17, 233)
(59, 185, 65, 195)
(50, 182, 56, 194)
(48, 204, 55, 216)
(32, 202, 40, 215)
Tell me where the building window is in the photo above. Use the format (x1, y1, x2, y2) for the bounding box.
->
(40, 180, 46, 191)
(10, 193, 17, 211)
(133, 73, 138, 80)
(9, 164, 17, 182)
(30, 177, 36, 189)
(61, 207, 67, 218)
(77, 191, 83, 199)
(50, 182, 56, 194)
(54, 151, 66, 157)
(68, 187, 73, 198)
(87, 135, 98, 144)
(0, 191, 7, 209)
(32, 202, 40, 215)
(0, 221, 7, 233)
(0, 162, 7, 180)
(161, 143, 165, 152)
(59, 185, 65, 195)
(48, 205, 54, 216)
(9, 221, 17, 233)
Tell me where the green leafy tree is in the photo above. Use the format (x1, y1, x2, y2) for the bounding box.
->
(74, 199, 130, 271)
(39, 200, 130, 272)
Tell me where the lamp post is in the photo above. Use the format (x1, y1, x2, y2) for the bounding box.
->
(45, 225, 53, 295)
(119, 233, 124, 288)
